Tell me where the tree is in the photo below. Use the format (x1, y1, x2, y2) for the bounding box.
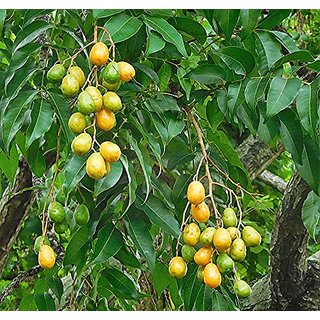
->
(0, 9, 319, 311)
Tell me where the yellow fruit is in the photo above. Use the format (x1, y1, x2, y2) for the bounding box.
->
(187, 181, 205, 205)
(100, 141, 121, 163)
(213, 228, 232, 253)
(222, 208, 237, 228)
(86, 152, 107, 180)
(61, 75, 80, 98)
(183, 222, 200, 247)
(191, 202, 210, 223)
(96, 109, 115, 131)
(102, 91, 122, 112)
(118, 61, 135, 82)
(71, 133, 92, 156)
(85, 86, 103, 111)
(169, 256, 187, 279)
(230, 238, 246, 262)
(194, 246, 214, 266)
(68, 112, 87, 133)
(203, 263, 221, 289)
(105, 162, 111, 176)
(38, 245, 56, 269)
(90, 42, 109, 66)
(227, 227, 241, 241)
(242, 226, 261, 247)
(68, 66, 86, 87)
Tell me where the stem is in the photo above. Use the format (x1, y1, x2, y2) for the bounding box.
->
(96, 26, 116, 61)
(175, 202, 190, 256)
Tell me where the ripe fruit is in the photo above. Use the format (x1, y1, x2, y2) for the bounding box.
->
(71, 133, 92, 156)
(34, 236, 50, 254)
(48, 201, 66, 223)
(183, 222, 200, 247)
(90, 42, 109, 66)
(100, 141, 121, 163)
(213, 228, 232, 252)
(61, 75, 80, 97)
(169, 257, 187, 279)
(216, 253, 234, 273)
(77, 91, 96, 115)
(47, 64, 65, 83)
(102, 61, 120, 84)
(203, 263, 221, 289)
(102, 92, 122, 112)
(242, 226, 261, 247)
(199, 227, 216, 247)
(227, 227, 240, 241)
(103, 79, 121, 92)
(181, 245, 196, 263)
(187, 181, 205, 205)
(191, 202, 210, 223)
(197, 266, 205, 282)
(118, 61, 135, 82)
(222, 208, 237, 228)
(74, 204, 90, 226)
(86, 152, 107, 180)
(54, 221, 69, 234)
(96, 108, 115, 131)
(85, 86, 103, 111)
(68, 66, 85, 87)
(68, 112, 87, 134)
(194, 247, 214, 266)
(230, 238, 247, 262)
(38, 245, 56, 269)
(234, 280, 252, 298)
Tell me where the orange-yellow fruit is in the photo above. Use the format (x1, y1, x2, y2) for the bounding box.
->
(38, 245, 56, 269)
(100, 141, 121, 163)
(183, 222, 200, 247)
(90, 42, 109, 66)
(169, 256, 187, 279)
(68, 66, 86, 87)
(191, 202, 210, 223)
(86, 152, 107, 180)
(187, 181, 205, 205)
(194, 246, 214, 266)
(204, 263, 221, 289)
(96, 109, 115, 131)
(118, 61, 135, 82)
(213, 228, 232, 253)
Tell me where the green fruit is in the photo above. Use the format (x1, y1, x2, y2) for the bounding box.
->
(292, 32, 300, 40)
(54, 221, 69, 234)
(71, 133, 92, 156)
(47, 64, 66, 83)
(57, 268, 66, 278)
(68, 112, 87, 134)
(199, 227, 216, 247)
(61, 75, 80, 98)
(230, 238, 246, 262)
(102, 61, 120, 84)
(181, 244, 196, 263)
(48, 201, 66, 223)
(216, 253, 234, 273)
(55, 189, 66, 205)
(74, 204, 90, 226)
(85, 86, 103, 112)
(227, 227, 240, 241)
(242, 226, 261, 247)
(234, 280, 252, 298)
(68, 66, 86, 87)
(77, 91, 96, 115)
(222, 208, 237, 228)
(197, 266, 205, 282)
(34, 236, 50, 254)
(102, 79, 121, 92)
(102, 92, 122, 112)
(85, 116, 94, 136)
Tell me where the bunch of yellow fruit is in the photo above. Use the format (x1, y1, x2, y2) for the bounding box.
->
(169, 180, 262, 299)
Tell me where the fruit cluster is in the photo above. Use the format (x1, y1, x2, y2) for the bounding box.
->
(169, 180, 261, 299)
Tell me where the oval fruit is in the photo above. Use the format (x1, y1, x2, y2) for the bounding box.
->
(199, 227, 216, 247)
(103, 92, 122, 112)
(242, 226, 261, 247)
(118, 61, 135, 82)
(85, 86, 103, 111)
(96, 109, 115, 131)
(71, 133, 92, 156)
(90, 42, 109, 66)
(54, 221, 68, 234)
(197, 266, 205, 282)
(222, 208, 237, 228)
(187, 181, 205, 205)
(103, 79, 121, 92)
(216, 253, 234, 273)
(213, 228, 232, 252)
(227, 227, 240, 241)
(181, 244, 196, 263)
(102, 61, 120, 84)
(234, 280, 252, 298)
(77, 91, 96, 115)
(74, 204, 90, 226)
(68, 66, 85, 87)
(194, 246, 214, 266)
(169, 256, 187, 279)
(100, 141, 121, 163)
(183, 222, 200, 247)
(191, 202, 210, 223)
(85, 116, 94, 136)
(203, 263, 221, 289)
(48, 201, 66, 223)
(230, 238, 247, 262)
(38, 245, 56, 269)
(68, 112, 87, 134)
(61, 75, 80, 98)
(47, 64, 65, 83)
(86, 152, 107, 180)
(34, 236, 50, 254)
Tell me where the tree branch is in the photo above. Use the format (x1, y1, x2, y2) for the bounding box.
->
(258, 170, 287, 193)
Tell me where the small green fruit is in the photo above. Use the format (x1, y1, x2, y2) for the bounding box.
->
(216, 253, 234, 273)
(197, 266, 205, 282)
(242, 226, 261, 247)
(181, 244, 196, 263)
(102, 61, 120, 84)
(77, 91, 96, 115)
(234, 280, 252, 298)
(61, 75, 80, 98)
(199, 227, 216, 247)
(74, 204, 90, 226)
(54, 221, 69, 234)
(230, 238, 246, 262)
(47, 64, 66, 83)
(48, 201, 66, 223)
(222, 208, 237, 228)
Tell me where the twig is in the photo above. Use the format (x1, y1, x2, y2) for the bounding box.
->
(96, 26, 116, 61)
(175, 202, 190, 256)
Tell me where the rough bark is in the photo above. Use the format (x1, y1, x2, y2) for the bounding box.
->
(258, 170, 287, 193)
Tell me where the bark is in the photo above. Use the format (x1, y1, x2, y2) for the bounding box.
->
(258, 170, 287, 193)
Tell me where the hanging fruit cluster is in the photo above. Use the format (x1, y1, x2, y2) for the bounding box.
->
(169, 179, 262, 299)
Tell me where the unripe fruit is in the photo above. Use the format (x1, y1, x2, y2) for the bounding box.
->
(85, 86, 103, 111)
(48, 201, 66, 223)
(102, 79, 121, 92)
(216, 253, 234, 273)
(71, 133, 92, 156)
(234, 280, 252, 298)
(213, 228, 232, 253)
(103, 92, 122, 112)
(68, 112, 87, 134)
(100, 141, 121, 163)
(199, 227, 216, 247)
(61, 75, 80, 98)
(77, 91, 96, 115)
(181, 245, 196, 263)
(54, 221, 68, 234)
(102, 61, 120, 84)
(47, 64, 65, 83)
(204, 263, 221, 289)
(197, 266, 205, 282)
(242, 226, 261, 247)
(90, 42, 109, 66)
(230, 238, 246, 262)
(86, 152, 107, 180)
(118, 61, 135, 82)
(227, 227, 240, 241)
(169, 256, 187, 279)
(187, 181, 205, 205)
(68, 66, 85, 87)
(222, 208, 237, 228)
(191, 202, 210, 223)
(74, 204, 90, 226)
(96, 109, 115, 131)
(183, 222, 200, 247)
(38, 245, 56, 269)
(194, 246, 214, 266)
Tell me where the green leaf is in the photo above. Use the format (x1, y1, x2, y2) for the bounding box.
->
(302, 191, 320, 240)
(185, 64, 226, 85)
(145, 16, 187, 57)
(167, 116, 185, 144)
(152, 261, 171, 295)
(227, 80, 246, 114)
(177, 67, 192, 101)
(158, 62, 171, 92)
(258, 9, 291, 30)
(134, 62, 159, 85)
(19, 295, 37, 311)
(245, 76, 269, 109)
(266, 76, 301, 119)
(239, 9, 261, 39)
(47, 277, 63, 302)
(114, 246, 144, 269)
(272, 30, 300, 53)
(34, 293, 56, 311)
(0, 9, 6, 34)
(93, 9, 124, 19)
(172, 174, 192, 207)
(90, 223, 123, 266)
(214, 9, 240, 41)
(0, 143, 19, 184)
(136, 193, 180, 237)
(273, 50, 314, 69)
(146, 30, 166, 56)
(94, 161, 123, 197)
(206, 99, 225, 131)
